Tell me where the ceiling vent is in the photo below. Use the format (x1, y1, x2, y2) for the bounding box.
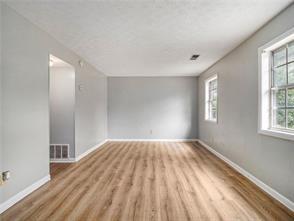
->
(190, 54, 200, 60)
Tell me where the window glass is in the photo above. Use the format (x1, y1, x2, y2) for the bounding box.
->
(288, 41, 294, 62)
(273, 65, 287, 86)
(205, 76, 218, 122)
(273, 109, 286, 128)
(212, 110, 217, 120)
(211, 100, 217, 109)
(259, 33, 294, 140)
(273, 47, 286, 67)
(287, 88, 294, 107)
(273, 89, 286, 107)
(287, 110, 294, 129)
(288, 62, 294, 84)
(271, 41, 294, 131)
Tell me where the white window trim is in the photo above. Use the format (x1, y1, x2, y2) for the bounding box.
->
(205, 74, 218, 123)
(258, 27, 294, 141)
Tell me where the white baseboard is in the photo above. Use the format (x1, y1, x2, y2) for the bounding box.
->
(50, 158, 76, 163)
(75, 139, 108, 162)
(197, 140, 294, 212)
(0, 175, 51, 214)
(108, 139, 198, 142)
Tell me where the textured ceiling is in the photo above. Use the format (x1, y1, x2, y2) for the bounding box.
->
(6, 0, 293, 76)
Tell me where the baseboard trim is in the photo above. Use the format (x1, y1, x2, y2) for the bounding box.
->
(197, 140, 294, 212)
(108, 139, 198, 142)
(75, 139, 108, 162)
(50, 158, 76, 163)
(0, 175, 51, 214)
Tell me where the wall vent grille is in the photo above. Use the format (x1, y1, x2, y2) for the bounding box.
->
(50, 144, 69, 159)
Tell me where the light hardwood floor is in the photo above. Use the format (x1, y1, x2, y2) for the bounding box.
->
(1, 141, 293, 221)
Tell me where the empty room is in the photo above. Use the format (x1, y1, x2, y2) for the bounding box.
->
(0, 1, 293, 220)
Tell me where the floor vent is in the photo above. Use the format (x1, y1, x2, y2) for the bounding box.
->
(50, 144, 69, 159)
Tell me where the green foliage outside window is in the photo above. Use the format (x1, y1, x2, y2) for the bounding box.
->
(275, 109, 285, 128)
(288, 110, 294, 129)
(288, 63, 294, 84)
(272, 41, 294, 130)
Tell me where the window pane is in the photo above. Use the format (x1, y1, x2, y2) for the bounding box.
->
(212, 110, 217, 120)
(273, 47, 286, 67)
(273, 109, 286, 128)
(211, 90, 217, 100)
(288, 88, 294, 107)
(273, 89, 286, 107)
(211, 100, 217, 109)
(287, 109, 294, 129)
(209, 81, 213, 90)
(273, 65, 287, 86)
(288, 62, 294, 84)
(206, 76, 217, 121)
(209, 80, 217, 90)
(209, 105, 213, 119)
(213, 80, 217, 89)
(288, 41, 294, 62)
(209, 89, 214, 99)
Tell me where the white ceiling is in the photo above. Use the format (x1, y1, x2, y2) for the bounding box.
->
(6, 0, 293, 76)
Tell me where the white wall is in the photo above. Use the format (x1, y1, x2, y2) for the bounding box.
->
(198, 5, 294, 202)
(108, 77, 198, 139)
(1, 4, 107, 204)
(50, 66, 75, 158)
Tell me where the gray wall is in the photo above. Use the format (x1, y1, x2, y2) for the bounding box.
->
(198, 5, 294, 202)
(50, 66, 75, 158)
(75, 65, 107, 157)
(108, 77, 198, 139)
(0, 1, 3, 204)
(1, 4, 107, 203)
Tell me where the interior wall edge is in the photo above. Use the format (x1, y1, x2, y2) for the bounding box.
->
(198, 3, 294, 202)
(198, 3, 294, 77)
(2, 4, 108, 204)
(198, 140, 294, 212)
(3, 3, 108, 78)
(75, 139, 108, 162)
(0, 175, 51, 215)
(107, 139, 198, 142)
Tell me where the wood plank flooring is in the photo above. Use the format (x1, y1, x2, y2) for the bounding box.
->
(50, 163, 72, 179)
(1, 141, 293, 221)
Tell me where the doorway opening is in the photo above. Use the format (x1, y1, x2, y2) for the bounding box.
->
(49, 55, 75, 177)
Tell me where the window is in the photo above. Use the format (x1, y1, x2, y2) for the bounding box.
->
(205, 75, 218, 122)
(259, 28, 294, 141)
(271, 42, 294, 130)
